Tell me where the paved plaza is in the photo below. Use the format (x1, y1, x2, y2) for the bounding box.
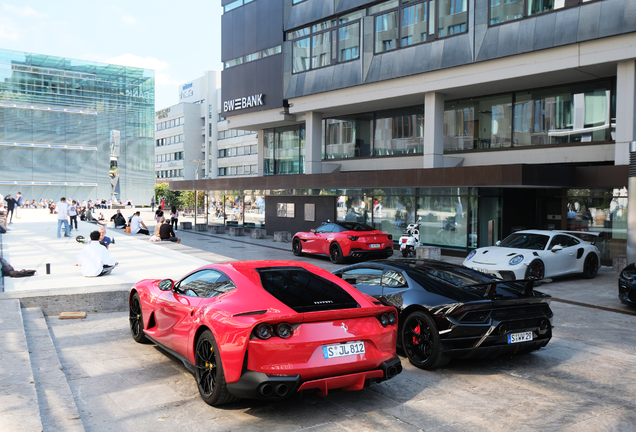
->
(1, 208, 636, 431)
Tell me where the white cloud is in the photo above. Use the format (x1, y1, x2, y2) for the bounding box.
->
(106, 53, 168, 71)
(121, 15, 136, 25)
(104, 53, 181, 86)
(0, 19, 19, 40)
(2, 3, 48, 18)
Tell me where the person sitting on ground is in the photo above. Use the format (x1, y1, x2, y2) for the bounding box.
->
(130, 211, 149, 235)
(159, 218, 181, 243)
(75, 231, 118, 277)
(97, 226, 113, 249)
(149, 217, 164, 242)
(110, 209, 127, 229)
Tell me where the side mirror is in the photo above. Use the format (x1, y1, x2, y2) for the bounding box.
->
(417, 216, 422, 221)
(551, 245, 563, 252)
(310, 229, 316, 233)
(158, 279, 174, 291)
(495, 240, 501, 246)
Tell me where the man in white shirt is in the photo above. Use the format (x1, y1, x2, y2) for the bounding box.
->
(130, 211, 150, 235)
(76, 231, 118, 277)
(56, 197, 71, 238)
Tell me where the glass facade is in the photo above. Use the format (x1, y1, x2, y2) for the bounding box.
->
(444, 80, 615, 152)
(490, 0, 591, 25)
(0, 49, 155, 203)
(263, 125, 305, 175)
(325, 107, 423, 159)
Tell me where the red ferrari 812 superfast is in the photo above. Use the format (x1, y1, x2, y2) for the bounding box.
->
(129, 260, 402, 405)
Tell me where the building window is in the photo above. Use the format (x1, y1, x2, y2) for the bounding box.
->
(263, 125, 305, 175)
(224, 45, 282, 69)
(289, 11, 364, 74)
(489, 0, 580, 25)
(444, 80, 615, 152)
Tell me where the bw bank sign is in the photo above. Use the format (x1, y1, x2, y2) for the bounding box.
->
(223, 94, 264, 113)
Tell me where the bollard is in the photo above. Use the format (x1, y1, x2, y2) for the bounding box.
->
(46, 263, 51, 274)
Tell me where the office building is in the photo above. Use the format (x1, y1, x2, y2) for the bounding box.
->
(172, 0, 636, 262)
(155, 70, 257, 184)
(0, 49, 155, 204)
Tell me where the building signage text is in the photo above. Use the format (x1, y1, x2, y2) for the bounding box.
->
(223, 94, 264, 112)
(156, 108, 170, 119)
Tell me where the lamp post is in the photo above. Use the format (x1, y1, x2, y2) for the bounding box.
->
(190, 159, 204, 225)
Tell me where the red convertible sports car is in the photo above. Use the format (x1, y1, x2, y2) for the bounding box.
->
(129, 260, 402, 406)
(293, 221, 393, 263)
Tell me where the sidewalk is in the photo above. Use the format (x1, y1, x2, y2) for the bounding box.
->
(0, 208, 209, 292)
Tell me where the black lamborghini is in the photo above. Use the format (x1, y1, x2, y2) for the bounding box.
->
(333, 259, 553, 369)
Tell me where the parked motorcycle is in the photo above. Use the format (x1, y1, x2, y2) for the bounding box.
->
(399, 217, 422, 257)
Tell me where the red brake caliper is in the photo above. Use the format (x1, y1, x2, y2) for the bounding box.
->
(413, 324, 420, 345)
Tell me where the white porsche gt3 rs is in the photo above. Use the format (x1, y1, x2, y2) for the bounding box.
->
(462, 230, 601, 281)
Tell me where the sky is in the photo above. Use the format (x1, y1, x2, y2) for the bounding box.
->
(0, 0, 223, 109)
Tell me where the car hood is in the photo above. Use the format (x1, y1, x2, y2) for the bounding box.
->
(467, 247, 533, 266)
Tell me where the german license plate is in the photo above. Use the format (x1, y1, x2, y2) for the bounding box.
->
(508, 332, 533, 344)
(322, 341, 365, 359)
(369, 244, 381, 248)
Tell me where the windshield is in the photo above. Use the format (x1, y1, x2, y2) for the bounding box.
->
(336, 222, 375, 232)
(499, 233, 550, 250)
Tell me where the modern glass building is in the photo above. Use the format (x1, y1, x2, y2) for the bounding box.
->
(0, 49, 155, 204)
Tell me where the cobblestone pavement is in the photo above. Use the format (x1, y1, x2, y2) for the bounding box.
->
(46, 271, 636, 432)
(3, 208, 636, 431)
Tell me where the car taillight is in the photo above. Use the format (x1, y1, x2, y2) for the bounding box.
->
(253, 322, 297, 339)
(387, 234, 392, 240)
(376, 312, 397, 327)
(347, 235, 359, 241)
(255, 323, 273, 339)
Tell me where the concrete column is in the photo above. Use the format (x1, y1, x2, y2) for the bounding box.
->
(615, 61, 636, 166)
(257, 130, 265, 176)
(628, 143, 636, 265)
(424, 92, 445, 168)
(305, 111, 323, 174)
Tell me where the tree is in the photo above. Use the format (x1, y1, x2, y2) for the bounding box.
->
(155, 183, 181, 208)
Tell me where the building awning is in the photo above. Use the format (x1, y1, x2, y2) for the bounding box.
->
(169, 164, 628, 192)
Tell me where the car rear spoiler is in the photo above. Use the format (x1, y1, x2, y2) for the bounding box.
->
(465, 278, 545, 298)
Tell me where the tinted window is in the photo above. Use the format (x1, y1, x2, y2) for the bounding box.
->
(336, 222, 375, 232)
(499, 233, 549, 250)
(258, 267, 359, 312)
(177, 270, 236, 298)
(342, 268, 383, 285)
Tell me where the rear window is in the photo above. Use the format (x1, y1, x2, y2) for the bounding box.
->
(257, 267, 359, 313)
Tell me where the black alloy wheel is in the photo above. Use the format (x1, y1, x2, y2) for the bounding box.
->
(526, 260, 545, 280)
(195, 330, 237, 406)
(401, 311, 449, 370)
(129, 292, 148, 343)
(292, 237, 303, 256)
(583, 253, 599, 279)
(329, 243, 345, 264)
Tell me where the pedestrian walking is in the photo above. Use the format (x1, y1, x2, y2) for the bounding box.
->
(151, 196, 155, 212)
(69, 200, 79, 231)
(56, 197, 71, 238)
(3, 194, 17, 224)
(15, 192, 23, 219)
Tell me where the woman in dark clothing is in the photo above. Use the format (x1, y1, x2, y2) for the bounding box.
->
(159, 220, 181, 243)
(170, 206, 179, 230)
